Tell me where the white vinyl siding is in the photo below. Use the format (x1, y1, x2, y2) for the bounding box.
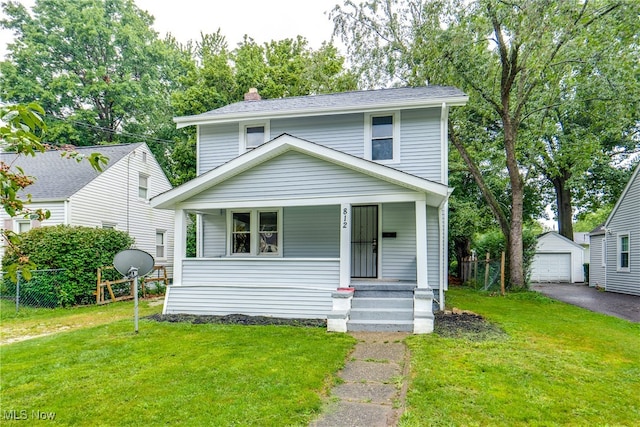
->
(399, 108, 442, 181)
(68, 144, 174, 278)
(588, 234, 605, 287)
(381, 202, 416, 281)
(202, 211, 227, 257)
(188, 151, 417, 204)
(283, 205, 340, 258)
(270, 114, 364, 158)
(427, 205, 441, 288)
(198, 123, 239, 175)
(164, 258, 340, 318)
(604, 167, 640, 296)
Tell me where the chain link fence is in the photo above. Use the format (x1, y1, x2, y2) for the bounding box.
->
(460, 253, 505, 291)
(0, 269, 68, 311)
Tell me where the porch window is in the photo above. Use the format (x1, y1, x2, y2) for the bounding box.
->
(618, 233, 630, 271)
(232, 212, 251, 254)
(230, 209, 281, 256)
(365, 112, 399, 163)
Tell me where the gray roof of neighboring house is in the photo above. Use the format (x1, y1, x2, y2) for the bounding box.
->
(589, 223, 606, 236)
(176, 86, 467, 124)
(1, 143, 141, 200)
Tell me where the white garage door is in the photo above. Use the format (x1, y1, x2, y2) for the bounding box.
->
(531, 253, 571, 282)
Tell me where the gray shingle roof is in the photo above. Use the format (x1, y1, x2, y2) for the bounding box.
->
(178, 86, 466, 122)
(1, 143, 141, 200)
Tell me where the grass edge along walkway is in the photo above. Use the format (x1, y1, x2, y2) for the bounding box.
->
(401, 287, 640, 426)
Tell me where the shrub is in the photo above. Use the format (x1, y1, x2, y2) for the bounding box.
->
(2, 225, 134, 306)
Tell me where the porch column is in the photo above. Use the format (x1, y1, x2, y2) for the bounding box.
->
(416, 201, 428, 288)
(172, 208, 188, 286)
(339, 203, 351, 288)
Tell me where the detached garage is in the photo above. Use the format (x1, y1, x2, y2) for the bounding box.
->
(531, 232, 585, 283)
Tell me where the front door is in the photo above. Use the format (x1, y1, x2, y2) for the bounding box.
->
(351, 205, 378, 278)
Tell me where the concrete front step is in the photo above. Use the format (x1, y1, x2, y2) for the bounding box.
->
(349, 308, 414, 321)
(350, 283, 416, 292)
(347, 319, 414, 332)
(351, 297, 413, 310)
(355, 290, 414, 298)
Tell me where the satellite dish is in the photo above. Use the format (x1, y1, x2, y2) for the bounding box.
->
(113, 249, 154, 334)
(114, 249, 155, 278)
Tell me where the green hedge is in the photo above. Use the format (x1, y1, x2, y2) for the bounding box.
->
(2, 225, 134, 306)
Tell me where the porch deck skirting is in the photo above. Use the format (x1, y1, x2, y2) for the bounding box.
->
(164, 258, 340, 318)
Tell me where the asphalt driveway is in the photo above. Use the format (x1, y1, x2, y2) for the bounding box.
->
(532, 283, 640, 323)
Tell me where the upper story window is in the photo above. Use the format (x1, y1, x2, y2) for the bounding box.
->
(618, 233, 630, 271)
(142, 151, 147, 163)
(601, 239, 606, 267)
(229, 209, 281, 256)
(365, 112, 400, 163)
(240, 121, 270, 151)
(139, 173, 149, 199)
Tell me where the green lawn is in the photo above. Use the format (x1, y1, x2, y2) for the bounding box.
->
(1, 313, 355, 426)
(401, 287, 640, 426)
(0, 298, 164, 344)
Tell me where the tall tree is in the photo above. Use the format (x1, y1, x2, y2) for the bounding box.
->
(169, 32, 358, 184)
(331, 0, 637, 287)
(0, 0, 174, 146)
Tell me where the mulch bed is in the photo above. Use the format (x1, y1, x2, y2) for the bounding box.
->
(146, 313, 326, 328)
(148, 310, 507, 341)
(434, 310, 507, 340)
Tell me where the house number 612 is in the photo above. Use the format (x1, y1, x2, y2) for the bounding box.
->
(342, 208, 349, 229)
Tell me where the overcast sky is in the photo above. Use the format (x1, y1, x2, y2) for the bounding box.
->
(1, 0, 342, 59)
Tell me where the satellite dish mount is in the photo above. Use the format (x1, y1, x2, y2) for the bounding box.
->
(113, 249, 155, 333)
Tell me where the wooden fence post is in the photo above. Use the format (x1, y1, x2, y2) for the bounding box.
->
(484, 252, 490, 288)
(500, 251, 506, 296)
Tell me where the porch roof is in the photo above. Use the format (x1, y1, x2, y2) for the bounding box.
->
(151, 134, 451, 210)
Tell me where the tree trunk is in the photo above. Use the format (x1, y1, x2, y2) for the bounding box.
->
(454, 236, 472, 278)
(552, 171, 574, 240)
(503, 118, 526, 288)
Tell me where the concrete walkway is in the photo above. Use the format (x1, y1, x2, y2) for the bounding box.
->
(311, 332, 410, 427)
(532, 283, 640, 323)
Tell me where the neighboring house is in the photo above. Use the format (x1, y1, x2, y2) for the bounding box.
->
(151, 86, 468, 333)
(1, 143, 174, 276)
(589, 163, 640, 296)
(573, 232, 590, 261)
(530, 232, 585, 283)
(589, 224, 606, 288)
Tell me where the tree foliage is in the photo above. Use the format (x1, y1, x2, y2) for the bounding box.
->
(1, 102, 108, 280)
(0, 0, 181, 149)
(332, 0, 639, 287)
(2, 225, 134, 305)
(168, 32, 359, 185)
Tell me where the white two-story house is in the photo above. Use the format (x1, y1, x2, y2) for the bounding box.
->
(151, 86, 467, 333)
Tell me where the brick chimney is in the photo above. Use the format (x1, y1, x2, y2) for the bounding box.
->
(244, 87, 261, 101)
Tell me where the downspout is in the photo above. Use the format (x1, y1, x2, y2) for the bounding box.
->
(439, 102, 450, 311)
(438, 190, 453, 311)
